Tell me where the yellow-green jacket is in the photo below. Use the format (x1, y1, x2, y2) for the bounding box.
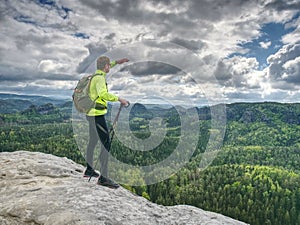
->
(87, 61, 118, 116)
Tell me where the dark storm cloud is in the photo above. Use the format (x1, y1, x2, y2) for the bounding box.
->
(120, 61, 181, 76)
(214, 60, 233, 81)
(171, 38, 206, 51)
(76, 43, 108, 74)
(79, 0, 244, 23)
(77, 0, 194, 38)
(0, 66, 77, 82)
(76, 0, 299, 44)
(78, 0, 148, 23)
(188, 0, 245, 21)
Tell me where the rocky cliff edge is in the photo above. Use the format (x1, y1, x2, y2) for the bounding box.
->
(0, 151, 248, 225)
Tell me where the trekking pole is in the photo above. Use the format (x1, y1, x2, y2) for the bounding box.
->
(110, 102, 130, 141)
(110, 104, 123, 141)
(88, 102, 130, 182)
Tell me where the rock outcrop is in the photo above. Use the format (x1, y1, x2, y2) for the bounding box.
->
(0, 151, 248, 225)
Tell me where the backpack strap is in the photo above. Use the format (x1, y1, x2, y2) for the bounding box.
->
(89, 73, 107, 110)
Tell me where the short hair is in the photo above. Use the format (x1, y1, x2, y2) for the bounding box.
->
(97, 56, 110, 70)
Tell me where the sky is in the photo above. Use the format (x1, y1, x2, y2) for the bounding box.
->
(0, 0, 300, 106)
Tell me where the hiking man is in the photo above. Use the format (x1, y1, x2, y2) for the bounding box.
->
(84, 56, 129, 188)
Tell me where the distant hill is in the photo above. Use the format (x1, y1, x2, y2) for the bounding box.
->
(0, 99, 33, 114)
(128, 102, 300, 126)
(1, 93, 299, 126)
(0, 93, 70, 114)
(226, 102, 300, 125)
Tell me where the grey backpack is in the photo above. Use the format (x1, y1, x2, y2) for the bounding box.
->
(72, 74, 106, 113)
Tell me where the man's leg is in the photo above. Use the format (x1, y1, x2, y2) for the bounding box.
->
(94, 115, 110, 178)
(95, 115, 119, 188)
(85, 116, 100, 177)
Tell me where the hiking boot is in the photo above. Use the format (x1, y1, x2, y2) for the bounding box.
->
(83, 168, 100, 178)
(97, 176, 120, 189)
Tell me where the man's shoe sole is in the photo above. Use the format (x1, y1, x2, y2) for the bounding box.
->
(83, 175, 100, 178)
(97, 182, 120, 189)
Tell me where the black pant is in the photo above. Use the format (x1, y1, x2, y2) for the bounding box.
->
(86, 115, 110, 178)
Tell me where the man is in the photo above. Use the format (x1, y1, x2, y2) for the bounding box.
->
(84, 55, 129, 188)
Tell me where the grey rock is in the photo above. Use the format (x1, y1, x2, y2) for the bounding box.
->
(0, 151, 248, 225)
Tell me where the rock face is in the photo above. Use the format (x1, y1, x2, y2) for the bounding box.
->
(0, 151, 248, 225)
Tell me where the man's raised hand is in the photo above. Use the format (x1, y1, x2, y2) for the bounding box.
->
(116, 58, 129, 64)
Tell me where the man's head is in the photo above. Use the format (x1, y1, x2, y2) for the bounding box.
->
(97, 56, 110, 72)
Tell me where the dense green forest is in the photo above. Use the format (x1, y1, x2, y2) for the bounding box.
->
(1, 100, 300, 225)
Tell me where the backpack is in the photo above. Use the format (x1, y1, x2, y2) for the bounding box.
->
(72, 74, 106, 113)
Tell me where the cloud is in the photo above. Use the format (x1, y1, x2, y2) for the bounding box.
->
(0, 0, 299, 103)
(214, 56, 263, 89)
(120, 61, 181, 76)
(282, 15, 300, 44)
(171, 38, 207, 51)
(282, 56, 300, 82)
(265, 0, 300, 11)
(267, 43, 300, 89)
(76, 43, 108, 74)
(0, 0, 90, 86)
(259, 41, 272, 49)
(38, 59, 69, 73)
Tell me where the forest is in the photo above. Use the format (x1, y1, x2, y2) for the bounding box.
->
(0, 100, 300, 225)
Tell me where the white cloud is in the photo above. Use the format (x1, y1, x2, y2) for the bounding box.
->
(259, 41, 272, 49)
(282, 56, 300, 82)
(267, 43, 300, 89)
(38, 59, 69, 73)
(214, 56, 263, 88)
(282, 15, 300, 44)
(143, 1, 189, 14)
